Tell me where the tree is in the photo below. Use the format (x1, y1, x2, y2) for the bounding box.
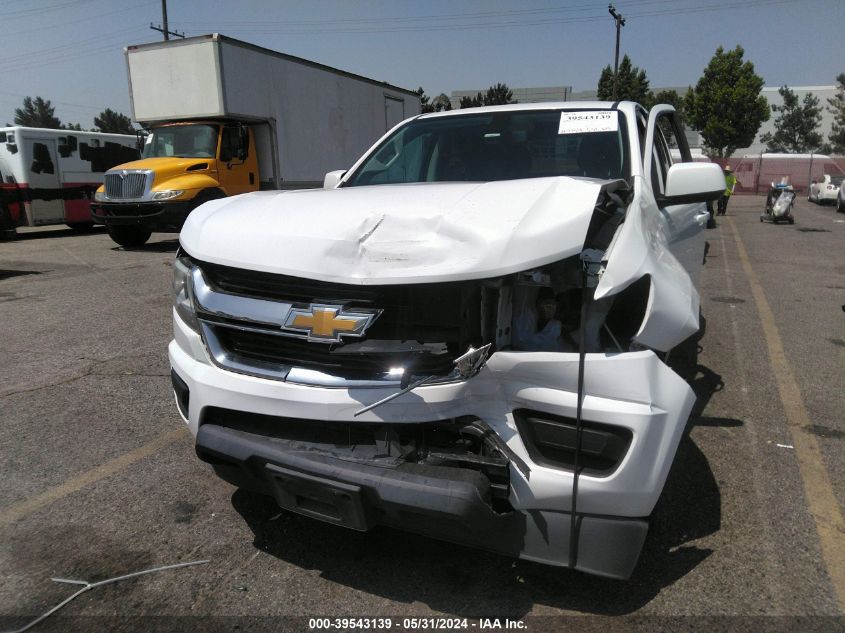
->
(459, 83, 516, 109)
(14, 96, 62, 129)
(430, 93, 452, 112)
(459, 93, 483, 108)
(683, 45, 769, 158)
(597, 55, 653, 105)
(483, 83, 515, 106)
(827, 73, 845, 154)
(94, 108, 135, 134)
(416, 87, 433, 113)
(62, 122, 83, 131)
(759, 86, 823, 153)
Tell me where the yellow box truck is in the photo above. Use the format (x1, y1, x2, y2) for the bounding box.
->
(92, 34, 420, 246)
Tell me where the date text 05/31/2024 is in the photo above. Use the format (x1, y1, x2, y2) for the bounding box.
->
(308, 618, 527, 630)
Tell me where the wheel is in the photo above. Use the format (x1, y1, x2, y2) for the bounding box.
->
(0, 201, 16, 240)
(788, 218, 794, 224)
(760, 216, 764, 222)
(837, 199, 844, 214)
(107, 224, 152, 247)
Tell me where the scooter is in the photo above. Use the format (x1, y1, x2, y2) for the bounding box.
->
(761, 182, 795, 224)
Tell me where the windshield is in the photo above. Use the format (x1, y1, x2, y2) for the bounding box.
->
(344, 110, 628, 187)
(142, 124, 219, 159)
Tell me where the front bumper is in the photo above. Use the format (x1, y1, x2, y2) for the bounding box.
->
(170, 311, 695, 578)
(91, 200, 195, 229)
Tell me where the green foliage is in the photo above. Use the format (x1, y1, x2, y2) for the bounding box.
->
(827, 73, 845, 154)
(417, 88, 452, 113)
(62, 122, 83, 131)
(459, 94, 483, 108)
(597, 55, 653, 105)
(683, 45, 769, 158)
(430, 93, 452, 112)
(416, 87, 433, 113)
(459, 83, 516, 109)
(94, 108, 135, 135)
(14, 96, 62, 129)
(760, 86, 823, 153)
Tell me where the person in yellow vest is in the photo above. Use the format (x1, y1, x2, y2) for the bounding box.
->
(717, 165, 737, 215)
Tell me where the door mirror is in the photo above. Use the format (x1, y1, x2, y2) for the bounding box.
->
(660, 162, 725, 205)
(323, 170, 346, 189)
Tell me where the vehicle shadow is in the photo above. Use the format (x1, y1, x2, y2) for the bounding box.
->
(113, 238, 180, 253)
(229, 360, 728, 616)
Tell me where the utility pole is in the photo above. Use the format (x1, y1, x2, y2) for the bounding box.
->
(608, 4, 625, 101)
(150, 0, 185, 40)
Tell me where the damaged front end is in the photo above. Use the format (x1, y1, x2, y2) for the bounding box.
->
(173, 176, 701, 580)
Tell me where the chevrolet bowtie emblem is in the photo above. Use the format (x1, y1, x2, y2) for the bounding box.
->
(284, 304, 379, 343)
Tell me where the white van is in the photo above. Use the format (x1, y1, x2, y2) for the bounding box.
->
(0, 126, 138, 237)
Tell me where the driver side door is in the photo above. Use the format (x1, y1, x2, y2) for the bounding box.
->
(643, 106, 710, 287)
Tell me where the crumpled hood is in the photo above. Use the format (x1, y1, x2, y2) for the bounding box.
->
(180, 177, 603, 284)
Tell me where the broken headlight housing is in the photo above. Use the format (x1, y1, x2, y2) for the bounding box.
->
(173, 256, 200, 332)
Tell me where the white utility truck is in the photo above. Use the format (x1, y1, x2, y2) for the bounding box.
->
(0, 126, 138, 238)
(170, 102, 725, 579)
(92, 34, 420, 246)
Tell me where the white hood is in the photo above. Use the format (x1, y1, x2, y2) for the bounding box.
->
(180, 177, 603, 284)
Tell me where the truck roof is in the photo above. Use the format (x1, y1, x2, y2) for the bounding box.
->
(417, 101, 642, 118)
(0, 126, 136, 140)
(125, 33, 420, 98)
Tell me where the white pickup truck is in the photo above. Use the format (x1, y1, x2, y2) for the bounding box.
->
(169, 101, 724, 579)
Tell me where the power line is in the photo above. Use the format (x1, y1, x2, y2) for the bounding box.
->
(180, 0, 800, 35)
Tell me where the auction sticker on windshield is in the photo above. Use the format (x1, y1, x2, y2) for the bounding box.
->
(558, 111, 618, 134)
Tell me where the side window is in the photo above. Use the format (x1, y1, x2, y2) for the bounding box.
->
(31, 142, 55, 175)
(636, 111, 648, 160)
(651, 118, 672, 196)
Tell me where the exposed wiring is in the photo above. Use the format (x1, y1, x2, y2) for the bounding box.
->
(4, 559, 210, 633)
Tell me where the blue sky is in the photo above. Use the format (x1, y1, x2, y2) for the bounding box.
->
(1, 0, 843, 128)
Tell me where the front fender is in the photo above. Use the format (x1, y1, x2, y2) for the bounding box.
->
(594, 180, 699, 351)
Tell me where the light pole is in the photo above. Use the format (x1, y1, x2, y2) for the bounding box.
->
(608, 4, 626, 101)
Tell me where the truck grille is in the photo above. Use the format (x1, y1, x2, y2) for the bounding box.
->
(191, 258, 486, 385)
(104, 171, 149, 199)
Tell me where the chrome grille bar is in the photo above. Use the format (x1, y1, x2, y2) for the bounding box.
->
(104, 171, 151, 200)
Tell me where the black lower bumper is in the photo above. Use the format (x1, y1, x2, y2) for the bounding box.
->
(195, 422, 649, 579)
(91, 201, 195, 229)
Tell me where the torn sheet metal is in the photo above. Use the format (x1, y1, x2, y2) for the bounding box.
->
(594, 182, 701, 351)
(180, 177, 603, 285)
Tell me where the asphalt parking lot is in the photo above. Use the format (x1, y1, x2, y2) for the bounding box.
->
(0, 195, 843, 632)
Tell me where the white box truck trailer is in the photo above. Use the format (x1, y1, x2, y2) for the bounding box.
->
(0, 127, 138, 238)
(92, 34, 420, 247)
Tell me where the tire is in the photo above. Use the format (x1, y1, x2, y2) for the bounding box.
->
(837, 199, 844, 214)
(788, 218, 794, 225)
(0, 201, 16, 240)
(107, 224, 152, 247)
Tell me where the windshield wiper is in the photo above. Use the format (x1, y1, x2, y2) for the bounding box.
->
(353, 343, 492, 417)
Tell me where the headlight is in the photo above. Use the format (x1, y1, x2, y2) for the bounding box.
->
(94, 191, 106, 202)
(173, 256, 200, 332)
(153, 189, 185, 200)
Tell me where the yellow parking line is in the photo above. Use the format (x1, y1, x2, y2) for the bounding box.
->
(0, 428, 186, 530)
(727, 216, 845, 611)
